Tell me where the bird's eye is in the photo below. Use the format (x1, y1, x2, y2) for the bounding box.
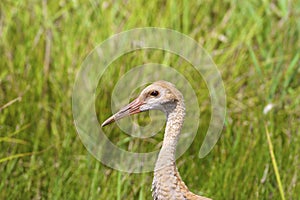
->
(150, 90, 159, 97)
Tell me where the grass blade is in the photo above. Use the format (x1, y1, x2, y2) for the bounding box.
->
(0, 137, 28, 145)
(265, 124, 286, 200)
(0, 152, 34, 163)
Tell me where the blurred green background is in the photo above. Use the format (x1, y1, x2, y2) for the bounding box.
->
(0, 0, 299, 199)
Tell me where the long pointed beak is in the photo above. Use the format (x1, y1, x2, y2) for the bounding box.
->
(101, 98, 144, 127)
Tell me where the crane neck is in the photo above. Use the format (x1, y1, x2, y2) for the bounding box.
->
(155, 100, 185, 170)
(151, 96, 211, 200)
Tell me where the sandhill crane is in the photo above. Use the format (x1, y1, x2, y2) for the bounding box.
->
(102, 80, 211, 200)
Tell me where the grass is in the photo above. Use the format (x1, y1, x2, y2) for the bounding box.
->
(0, 0, 300, 199)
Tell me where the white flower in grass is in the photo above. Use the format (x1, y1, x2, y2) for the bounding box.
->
(263, 103, 274, 115)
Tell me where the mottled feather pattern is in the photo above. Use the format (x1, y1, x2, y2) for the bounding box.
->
(152, 164, 211, 200)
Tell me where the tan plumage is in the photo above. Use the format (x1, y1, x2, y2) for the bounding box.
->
(102, 80, 211, 200)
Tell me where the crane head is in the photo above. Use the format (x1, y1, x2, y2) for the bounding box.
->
(101, 80, 183, 127)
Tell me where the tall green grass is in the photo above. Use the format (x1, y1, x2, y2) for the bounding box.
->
(1, 0, 299, 199)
